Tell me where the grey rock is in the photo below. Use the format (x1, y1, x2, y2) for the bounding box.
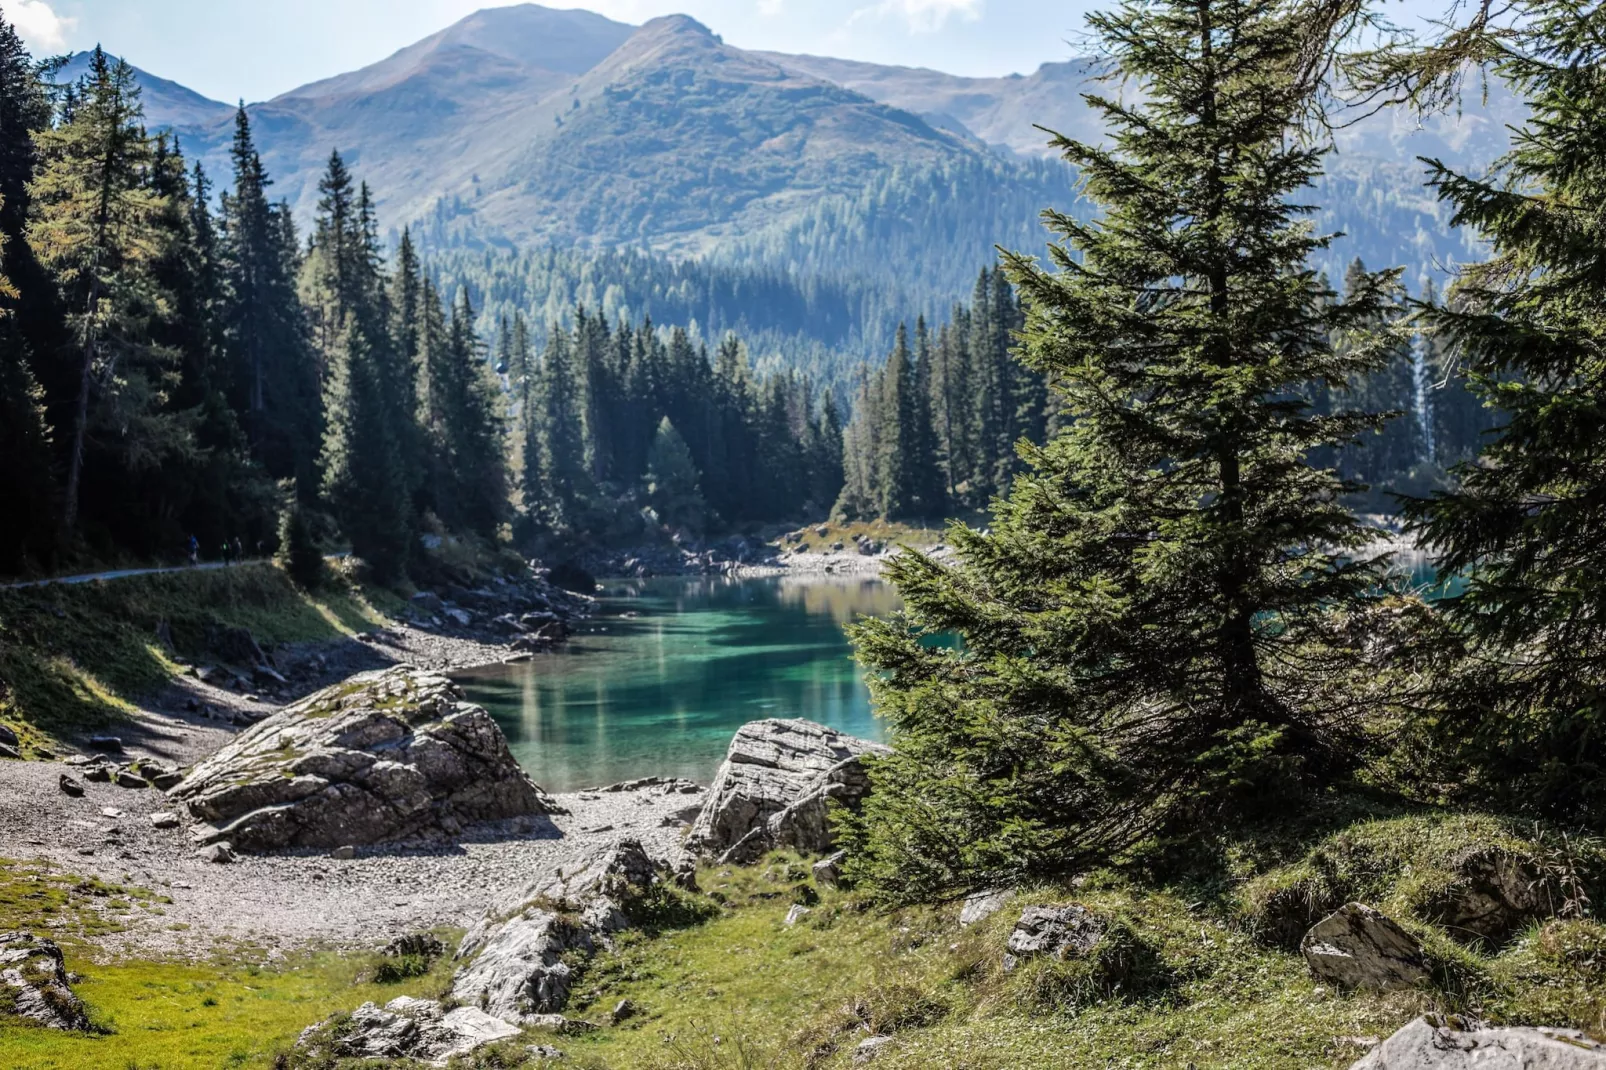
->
(784, 904, 811, 926)
(528, 1044, 566, 1059)
(113, 769, 149, 789)
(87, 735, 123, 753)
(1430, 847, 1556, 944)
(149, 812, 180, 830)
(0, 932, 90, 1030)
(0, 724, 17, 748)
(57, 774, 84, 798)
(609, 998, 635, 1023)
(453, 840, 661, 1024)
(960, 889, 1012, 927)
(198, 842, 236, 864)
(687, 719, 889, 864)
(813, 850, 846, 890)
(209, 624, 269, 669)
(81, 762, 113, 783)
(1302, 903, 1429, 992)
(410, 591, 445, 614)
(1350, 1014, 1606, 1069)
(171, 667, 550, 850)
(132, 759, 183, 791)
(0, 743, 18, 761)
(1006, 905, 1105, 960)
(444, 608, 473, 627)
(329, 845, 356, 860)
(297, 997, 520, 1066)
(252, 664, 289, 688)
(855, 1036, 895, 1064)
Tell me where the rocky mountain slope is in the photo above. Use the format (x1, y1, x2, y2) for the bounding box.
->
(67, 3, 1517, 298)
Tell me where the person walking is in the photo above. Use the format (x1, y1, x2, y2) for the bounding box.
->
(233, 536, 245, 565)
(187, 534, 200, 566)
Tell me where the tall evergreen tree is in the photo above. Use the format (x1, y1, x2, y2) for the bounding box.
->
(1403, 3, 1606, 825)
(844, 0, 1400, 899)
(645, 417, 707, 532)
(27, 48, 175, 541)
(220, 106, 318, 488)
(525, 321, 591, 529)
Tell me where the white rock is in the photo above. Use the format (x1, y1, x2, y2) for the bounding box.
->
(1302, 903, 1429, 992)
(1351, 1015, 1606, 1069)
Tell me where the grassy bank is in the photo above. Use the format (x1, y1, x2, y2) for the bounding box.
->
(6, 806, 1604, 1069)
(0, 564, 402, 750)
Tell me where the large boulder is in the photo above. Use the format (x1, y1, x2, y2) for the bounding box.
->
(171, 667, 550, 850)
(1351, 1014, 1606, 1069)
(1302, 903, 1430, 991)
(0, 932, 90, 1031)
(452, 839, 662, 1024)
(1427, 847, 1555, 944)
(687, 719, 889, 864)
(296, 996, 521, 1066)
(1006, 905, 1106, 961)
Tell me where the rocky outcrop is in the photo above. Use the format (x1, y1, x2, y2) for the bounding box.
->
(1303, 903, 1429, 991)
(1427, 847, 1556, 944)
(171, 667, 550, 850)
(295, 996, 520, 1066)
(0, 932, 90, 1031)
(1004, 905, 1106, 968)
(452, 839, 662, 1025)
(1351, 1014, 1606, 1069)
(687, 719, 889, 864)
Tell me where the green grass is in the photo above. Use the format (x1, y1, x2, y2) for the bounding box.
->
(7, 813, 1606, 1068)
(0, 563, 400, 746)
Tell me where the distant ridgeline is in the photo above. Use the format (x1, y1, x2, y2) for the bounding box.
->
(423, 154, 1482, 393)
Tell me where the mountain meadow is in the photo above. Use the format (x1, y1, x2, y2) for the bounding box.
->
(3, 1, 1606, 1069)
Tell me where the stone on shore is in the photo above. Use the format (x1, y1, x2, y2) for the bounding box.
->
(1302, 903, 1429, 992)
(687, 719, 889, 865)
(1350, 1014, 1606, 1069)
(170, 667, 550, 850)
(0, 932, 90, 1031)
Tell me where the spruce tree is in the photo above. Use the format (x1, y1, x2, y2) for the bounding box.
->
(645, 417, 707, 532)
(844, 0, 1400, 899)
(525, 321, 591, 530)
(1403, 4, 1606, 825)
(220, 106, 318, 488)
(28, 48, 174, 540)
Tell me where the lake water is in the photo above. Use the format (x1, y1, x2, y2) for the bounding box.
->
(456, 575, 899, 793)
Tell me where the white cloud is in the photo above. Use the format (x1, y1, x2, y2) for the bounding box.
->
(757, 0, 785, 15)
(850, 0, 983, 34)
(9, 0, 75, 51)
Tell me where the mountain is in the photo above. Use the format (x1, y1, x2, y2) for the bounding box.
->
(71, 3, 1522, 313)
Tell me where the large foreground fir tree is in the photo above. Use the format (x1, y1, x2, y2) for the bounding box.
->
(1402, 3, 1606, 826)
(844, 0, 1402, 900)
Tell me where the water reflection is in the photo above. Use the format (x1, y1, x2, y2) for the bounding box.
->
(457, 576, 895, 793)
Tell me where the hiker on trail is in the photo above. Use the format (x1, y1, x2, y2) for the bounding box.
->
(187, 534, 200, 566)
(233, 536, 245, 564)
(222, 538, 233, 566)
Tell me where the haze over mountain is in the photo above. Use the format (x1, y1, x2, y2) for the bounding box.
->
(67, 2, 1514, 306)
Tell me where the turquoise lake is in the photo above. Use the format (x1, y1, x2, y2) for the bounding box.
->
(456, 576, 899, 793)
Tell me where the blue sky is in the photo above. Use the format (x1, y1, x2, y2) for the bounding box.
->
(10, 0, 1447, 104)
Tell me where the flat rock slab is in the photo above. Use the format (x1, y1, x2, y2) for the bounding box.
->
(172, 667, 550, 850)
(688, 718, 889, 864)
(1352, 1014, 1606, 1069)
(1303, 902, 1429, 992)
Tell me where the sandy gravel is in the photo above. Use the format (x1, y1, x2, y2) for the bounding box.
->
(0, 755, 702, 960)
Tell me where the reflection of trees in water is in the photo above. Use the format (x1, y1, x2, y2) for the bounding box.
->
(775, 577, 901, 624)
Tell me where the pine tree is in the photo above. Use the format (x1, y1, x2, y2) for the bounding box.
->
(844, 0, 1401, 900)
(645, 417, 707, 532)
(525, 321, 591, 530)
(28, 48, 176, 540)
(220, 106, 318, 488)
(1403, 3, 1606, 825)
(320, 322, 410, 581)
(0, 190, 54, 572)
